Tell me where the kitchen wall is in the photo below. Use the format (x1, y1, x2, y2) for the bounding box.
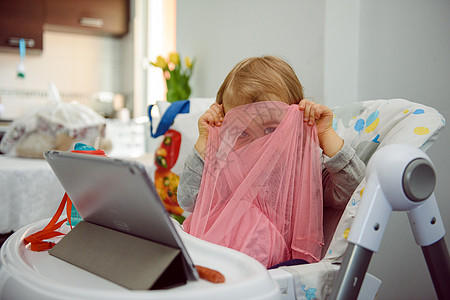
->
(177, 0, 326, 103)
(177, 0, 450, 299)
(357, 1, 450, 299)
(0, 29, 134, 119)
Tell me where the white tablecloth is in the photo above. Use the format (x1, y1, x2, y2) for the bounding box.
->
(0, 156, 64, 233)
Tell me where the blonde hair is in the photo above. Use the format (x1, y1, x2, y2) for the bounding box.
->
(216, 56, 304, 111)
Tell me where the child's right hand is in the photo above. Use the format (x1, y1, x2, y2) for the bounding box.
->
(194, 103, 224, 158)
(299, 99, 344, 157)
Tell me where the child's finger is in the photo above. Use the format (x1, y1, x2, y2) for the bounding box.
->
(313, 105, 326, 120)
(303, 101, 312, 122)
(199, 111, 215, 127)
(210, 102, 223, 111)
(206, 109, 222, 126)
(208, 109, 224, 127)
(209, 104, 224, 124)
(308, 105, 317, 125)
(298, 99, 308, 111)
(300, 100, 325, 126)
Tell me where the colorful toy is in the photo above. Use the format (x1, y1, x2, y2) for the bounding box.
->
(154, 129, 185, 221)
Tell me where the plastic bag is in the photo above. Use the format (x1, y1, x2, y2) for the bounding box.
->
(183, 101, 324, 268)
(0, 84, 106, 158)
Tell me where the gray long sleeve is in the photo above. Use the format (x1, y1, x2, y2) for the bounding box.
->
(177, 140, 366, 212)
(322, 141, 366, 209)
(177, 148, 205, 212)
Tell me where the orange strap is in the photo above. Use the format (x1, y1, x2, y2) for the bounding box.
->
(24, 193, 73, 251)
(71, 149, 106, 156)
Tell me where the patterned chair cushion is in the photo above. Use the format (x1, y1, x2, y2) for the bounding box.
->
(322, 98, 446, 262)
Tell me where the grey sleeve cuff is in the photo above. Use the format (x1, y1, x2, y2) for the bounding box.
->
(323, 140, 357, 174)
(190, 147, 205, 170)
(177, 147, 205, 212)
(322, 140, 366, 208)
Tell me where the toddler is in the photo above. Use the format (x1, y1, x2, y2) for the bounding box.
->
(178, 56, 366, 268)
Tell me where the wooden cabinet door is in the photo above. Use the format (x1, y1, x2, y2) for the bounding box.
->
(0, 0, 44, 52)
(45, 0, 129, 37)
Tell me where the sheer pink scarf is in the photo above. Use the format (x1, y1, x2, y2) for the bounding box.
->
(183, 101, 323, 267)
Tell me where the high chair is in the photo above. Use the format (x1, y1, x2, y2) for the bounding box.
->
(269, 98, 446, 299)
(0, 99, 446, 300)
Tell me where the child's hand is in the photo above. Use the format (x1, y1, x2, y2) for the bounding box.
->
(298, 99, 343, 157)
(195, 103, 224, 158)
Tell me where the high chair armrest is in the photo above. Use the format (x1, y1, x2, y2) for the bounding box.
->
(268, 268, 296, 300)
(269, 261, 338, 299)
(268, 262, 381, 300)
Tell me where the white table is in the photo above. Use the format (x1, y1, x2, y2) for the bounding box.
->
(0, 153, 158, 234)
(0, 156, 65, 233)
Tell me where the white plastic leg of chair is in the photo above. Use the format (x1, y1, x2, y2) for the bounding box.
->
(268, 268, 296, 300)
(269, 261, 338, 300)
(357, 273, 382, 300)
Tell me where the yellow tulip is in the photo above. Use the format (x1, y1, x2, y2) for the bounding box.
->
(150, 52, 193, 102)
(151, 56, 168, 69)
(185, 56, 193, 69)
(169, 52, 180, 65)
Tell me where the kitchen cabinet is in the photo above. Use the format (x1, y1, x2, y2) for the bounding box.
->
(0, 0, 44, 52)
(0, 0, 129, 53)
(44, 0, 129, 37)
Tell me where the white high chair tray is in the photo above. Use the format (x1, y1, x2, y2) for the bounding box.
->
(0, 219, 280, 300)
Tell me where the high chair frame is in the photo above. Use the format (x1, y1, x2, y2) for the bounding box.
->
(269, 99, 447, 299)
(330, 144, 449, 300)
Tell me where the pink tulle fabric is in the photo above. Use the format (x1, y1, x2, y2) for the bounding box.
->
(183, 101, 324, 267)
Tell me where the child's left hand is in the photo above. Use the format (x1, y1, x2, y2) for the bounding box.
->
(298, 99, 344, 157)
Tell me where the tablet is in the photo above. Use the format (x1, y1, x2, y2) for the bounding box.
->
(44, 150, 198, 282)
